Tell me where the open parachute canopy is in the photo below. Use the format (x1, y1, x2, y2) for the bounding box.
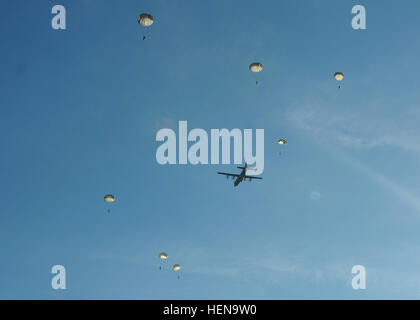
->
(138, 13, 154, 27)
(172, 264, 181, 271)
(249, 62, 263, 73)
(104, 194, 115, 203)
(334, 72, 344, 81)
(159, 252, 168, 260)
(278, 139, 287, 145)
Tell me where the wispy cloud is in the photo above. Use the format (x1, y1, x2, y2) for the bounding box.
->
(284, 100, 420, 212)
(342, 156, 420, 212)
(286, 101, 420, 154)
(188, 247, 344, 284)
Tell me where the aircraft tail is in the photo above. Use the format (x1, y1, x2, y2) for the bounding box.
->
(237, 163, 248, 170)
(237, 163, 255, 171)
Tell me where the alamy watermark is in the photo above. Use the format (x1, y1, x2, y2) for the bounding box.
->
(156, 121, 264, 175)
(352, 265, 366, 290)
(352, 5, 366, 30)
(51, 5, 66, 30)
(51, 265, 66, 290)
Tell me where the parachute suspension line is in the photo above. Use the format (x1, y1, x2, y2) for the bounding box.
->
(249, 62, 262, 86)
(140, 28, 147, 41)
(159, 252, 168, 271)
(278, 139, 287, 159)
(141, 29, 148, 41)
(138, 13, 153, 41)
(172, 264, 181, 279)
(104, 194, 115, 213)
(334, 72, 344, 90)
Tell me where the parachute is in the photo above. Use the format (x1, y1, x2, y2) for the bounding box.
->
(277, 139, 288, 157)
(104, 194, 115, 203)
(172, 264, 181, 279)
(334, 72, 344, 89)
(278, 139, 287, 145)
(137, 13, 154, 40)
(138, 13, 154, 26)
(334, 72, 344, 81)
(159, 252, 168, 260)
(158, 252, 168, 270)
(249, 63, 263, 84)
(104, 194, 115, 213)
(249, 62, 263, 73)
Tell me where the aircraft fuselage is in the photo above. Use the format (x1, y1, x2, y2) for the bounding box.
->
(234, 169, 246, 187)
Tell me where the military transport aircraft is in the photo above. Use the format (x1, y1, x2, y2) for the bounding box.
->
(217, 163, 263, 187)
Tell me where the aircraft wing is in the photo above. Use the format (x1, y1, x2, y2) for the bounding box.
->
(245, 175, 263, 180)
(217, 172, 240, 178)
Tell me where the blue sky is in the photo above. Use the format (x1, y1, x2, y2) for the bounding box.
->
(1, 0, 420, 299)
